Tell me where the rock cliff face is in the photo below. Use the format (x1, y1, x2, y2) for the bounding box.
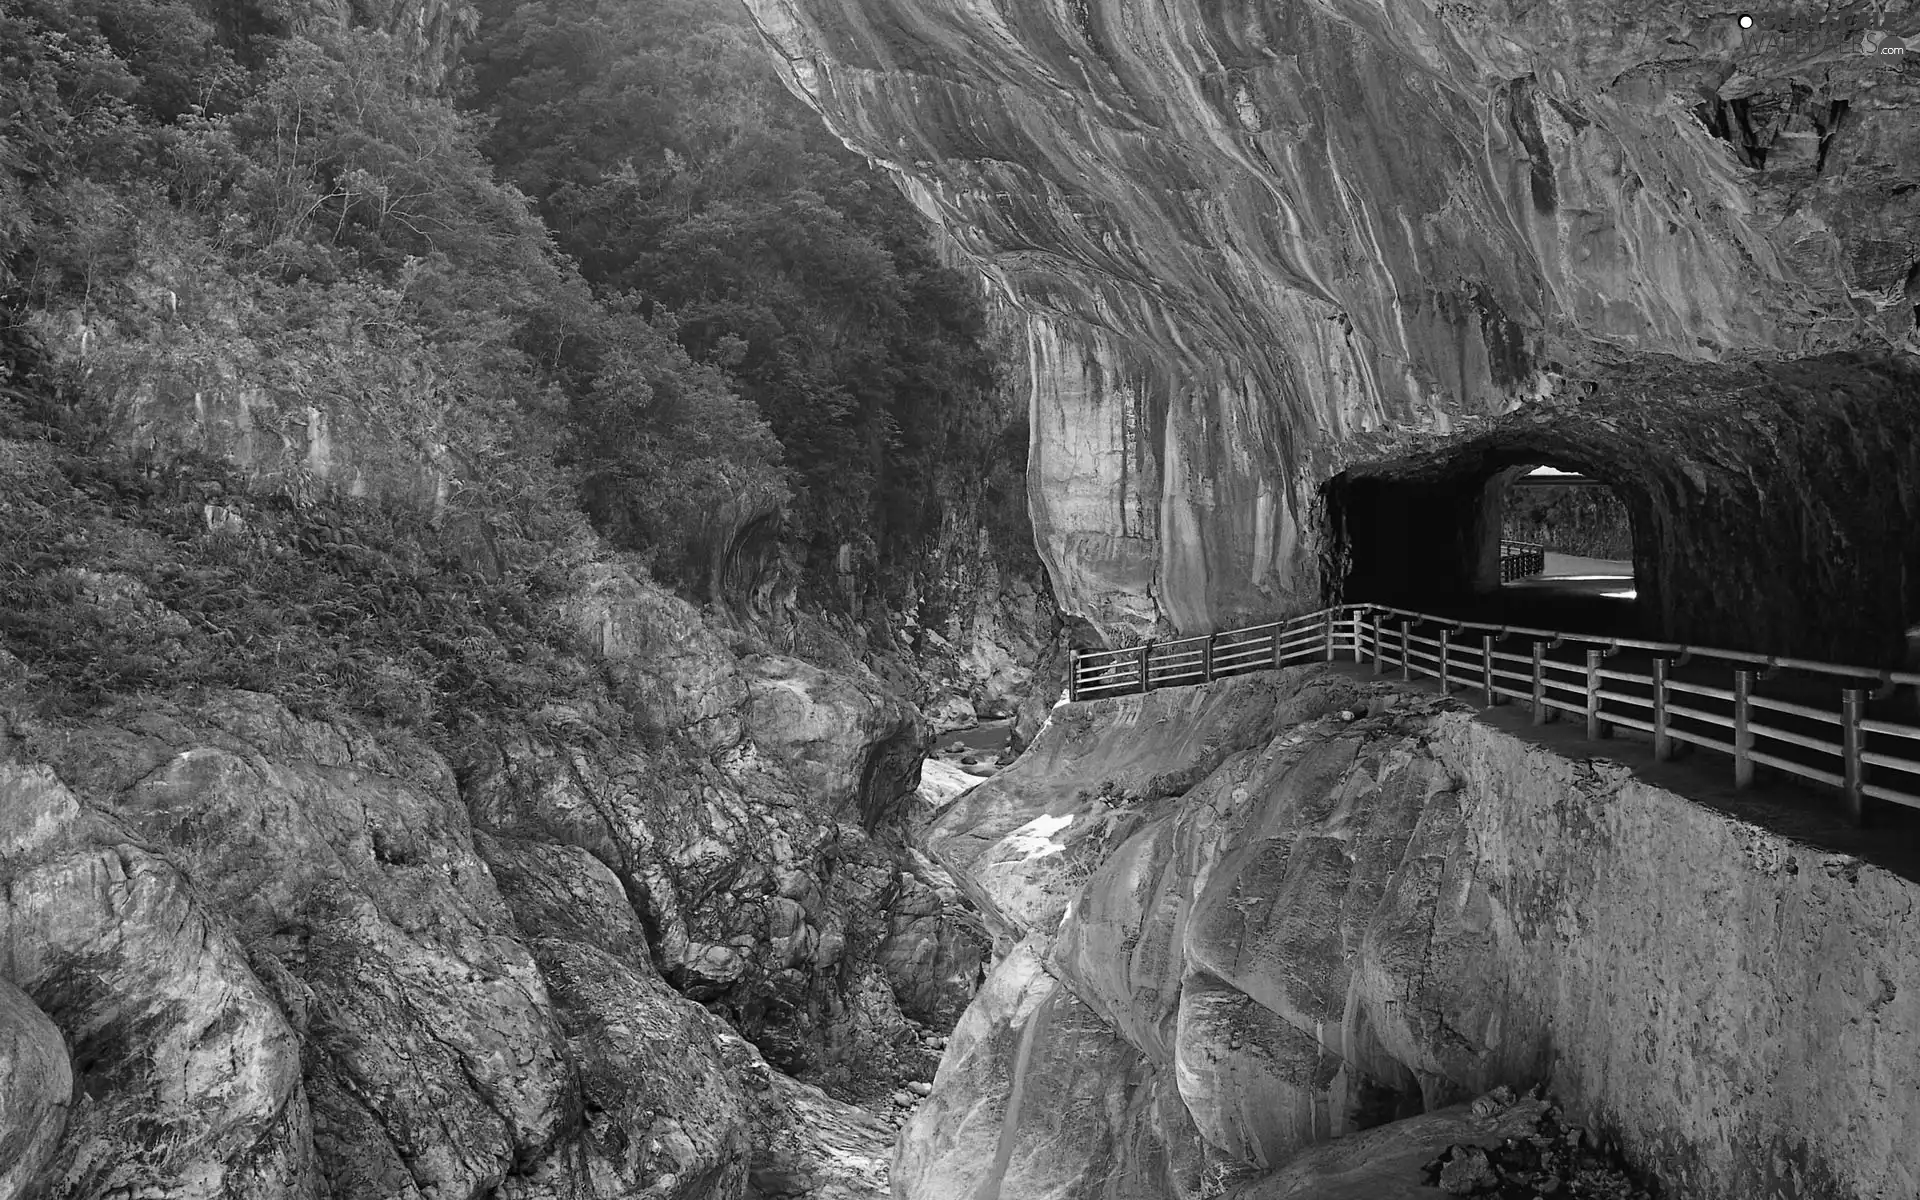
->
(0, 982, 71, 1196)
(743, 0, 1920, 647)
(896, 670, 1920, 1199)
(0, 559, 987, 1199)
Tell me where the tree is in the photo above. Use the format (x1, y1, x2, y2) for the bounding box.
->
(464, 0, 1001, 606)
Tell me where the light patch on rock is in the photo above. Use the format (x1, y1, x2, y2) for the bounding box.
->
(918, 758, 982, 810)
(1000, 811, 1074, 861)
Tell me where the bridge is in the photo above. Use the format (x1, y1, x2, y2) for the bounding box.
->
(1067, 605, 1920, 825)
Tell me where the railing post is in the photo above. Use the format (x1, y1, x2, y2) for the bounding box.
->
(1400, 620, 1411, 682)
(1139, 641, 1152, 695)
(1530, 640, 1547, 726)
(1372, 611, 1385, 676)
(1842, 688, 1865, 826)
(1437, 626, 1451, 694)
(1584, 649, 1611, 740)
(1323, 610, 1335, 662)
(1483, 633, 1497, 707)
(1352, 609, 1364, 664)
(1733, 669, 1754, 789)
(1652, 656, 1672, 761)
(1201, 633, 1215, 683)
(1068, 649, 1080, 703)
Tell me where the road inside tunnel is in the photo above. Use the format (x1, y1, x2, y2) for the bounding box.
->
(1507, 552, 1637, 601)
(1318, 357, 1920, 668)
(1326, 455, 1655, 643)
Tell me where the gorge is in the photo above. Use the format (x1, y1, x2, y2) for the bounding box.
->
(2, 0, 1918, 1197)
(736, 0, 1920, 1195)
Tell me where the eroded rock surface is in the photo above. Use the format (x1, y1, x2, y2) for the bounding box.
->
(0, 978, 70, 1200)
(0, 560, 962, 1199)
(744, 0, 1920, 642)
(0, 762, 311, 1199)
(742, 653, 928, 826)
(897, 670, 1920, 1200)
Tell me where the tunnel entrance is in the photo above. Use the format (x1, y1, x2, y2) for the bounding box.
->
(1495, 465, 1638, 606)
(1324, 450, 1651, 641)
(1319, 357, 1920, 669)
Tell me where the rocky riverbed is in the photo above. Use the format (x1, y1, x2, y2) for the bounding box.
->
(931, 718, 1019, 769)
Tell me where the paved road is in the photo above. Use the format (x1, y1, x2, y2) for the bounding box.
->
(1507, 552, 1635, 597)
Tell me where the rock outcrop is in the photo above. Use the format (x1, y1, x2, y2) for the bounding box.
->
(896, 670, 1920, 1200)
(0, 979, 71, 1200)
(744, 0, 1920, 646)
(742, 653, 926, 828)
(0, 557, 965, 1198)
(0, 762, 311, 1199)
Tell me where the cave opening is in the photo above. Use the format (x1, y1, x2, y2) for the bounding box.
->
(1323, 448, 1652, 641)
(1494, 464, 1638, 607)
(1319, 357, 1920, 670)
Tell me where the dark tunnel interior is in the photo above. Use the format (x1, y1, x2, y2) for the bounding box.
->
(1317, 355, 1920, 667)
(1325, 451, 1654, 641)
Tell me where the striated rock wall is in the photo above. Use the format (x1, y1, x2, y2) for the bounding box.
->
(897, 670, 1920, 1199)
(743, 0, 1920, 642)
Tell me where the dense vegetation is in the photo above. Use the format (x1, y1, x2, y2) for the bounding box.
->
(1503, 484, 1634, 560)
(0, 0, 1018, 725)
(466, 0, 1006, 606)
(0, 0, 1005, 581)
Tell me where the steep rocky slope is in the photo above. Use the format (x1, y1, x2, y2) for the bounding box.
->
(0, 527, 988, 1198)
(899, 670, 1920, 1199)
(743, 0, 1920, 651)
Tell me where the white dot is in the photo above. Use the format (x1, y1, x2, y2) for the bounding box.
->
(1739, 14, 1754, 28)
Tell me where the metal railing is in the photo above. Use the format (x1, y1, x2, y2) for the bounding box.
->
(1499, 539, 1546, 582)
(1067, 605, 1920, 823)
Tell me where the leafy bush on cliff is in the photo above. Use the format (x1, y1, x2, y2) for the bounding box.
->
(1, 0, 790, 594)
(1, 0, 1021, 728)
(0, 424, 596, 738)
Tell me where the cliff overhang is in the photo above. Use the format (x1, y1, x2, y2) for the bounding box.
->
(742, 0, 1920, 648)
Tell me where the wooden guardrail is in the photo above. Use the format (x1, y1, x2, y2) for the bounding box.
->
(1498, 539, 1546, 583)
(1067, 605, 1920, 823)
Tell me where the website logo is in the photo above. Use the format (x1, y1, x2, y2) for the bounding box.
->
(1861, 29, 1917, 55)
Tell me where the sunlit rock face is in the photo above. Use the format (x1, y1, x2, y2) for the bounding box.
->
(897, 671, 1920, 1200)
(743, 0, 1920, 641)
(0, 561, 934, 1197)
(0, 979, 68, 1198)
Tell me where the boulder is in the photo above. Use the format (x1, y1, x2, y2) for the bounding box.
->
(95, 696, 576, 1197)
(925, 670, 1359, 939)
(874, 851, 989, 1025)
(459, 693, 922, 1082)
(0, 762, 312, 1199)
(892, 937, 1202, 1200)
(742, 653, 927, 827)
(916, 758, 981, 812)
(0, 978, 70, 1200)
(925, 695, 977, 734)
(564, 561, 749, 752)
